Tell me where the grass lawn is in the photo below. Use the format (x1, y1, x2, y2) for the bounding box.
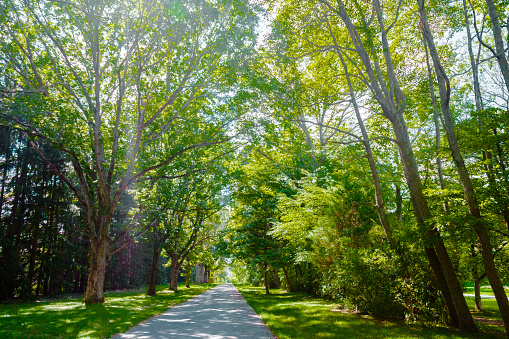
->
(0, 283, 215, 339)
(462, 282, 509, 297)
(237, 285, 506, 338)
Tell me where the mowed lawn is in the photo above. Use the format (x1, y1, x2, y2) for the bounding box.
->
(0, 284, 215, 339)
(462, 282, 509, 298)
(237, 285, 506, 339)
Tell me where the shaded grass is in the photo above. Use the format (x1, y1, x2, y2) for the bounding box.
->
(0, 283, 215, 339)
(237, 285, 505, 339)
(465, 296, 506, 335)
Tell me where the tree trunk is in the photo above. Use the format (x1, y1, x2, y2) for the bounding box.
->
(282, 266, 294, 292)
(194, 264, 205, 284)
(169, 253, 179, 291)
(419, 0, 509, 333)
(264, 263, 270, 294)
(84, 236, 109, 303)
(0, 163, 7, 222)
(424, 246, 460, 327)
(185, 264, 191, 288)
(472, 265, 484, 311)
(391, 113, 475, 331)
(147, 244, 161, 296)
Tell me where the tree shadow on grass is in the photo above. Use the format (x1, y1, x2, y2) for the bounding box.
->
(238, 287, 505, 339)
(0, 284, 215, 339)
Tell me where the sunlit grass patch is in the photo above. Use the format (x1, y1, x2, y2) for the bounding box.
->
(237, 285, 505, 339)
(462, 282, 509, 297)
(0, 283, 215, 339)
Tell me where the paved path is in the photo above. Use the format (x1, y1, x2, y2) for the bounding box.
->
(112, 284, 275, 339)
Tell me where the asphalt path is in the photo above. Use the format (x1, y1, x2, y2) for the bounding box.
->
(112, 284, 275, 339)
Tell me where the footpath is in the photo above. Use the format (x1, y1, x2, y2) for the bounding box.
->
(112, 284, 275, 339)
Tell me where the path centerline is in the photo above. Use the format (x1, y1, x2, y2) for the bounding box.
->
(112, 284, 275, 339)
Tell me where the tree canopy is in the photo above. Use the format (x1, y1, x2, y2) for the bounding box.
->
(1, 0, 509, 334)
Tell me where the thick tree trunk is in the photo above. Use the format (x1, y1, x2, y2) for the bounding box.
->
(194, 264, 206, 284)
(169, 253, 179, 291)
(391, 114, 474, 331)
(419, 0, 509, 333)
(84, 236, 109, 304)
(147, 244, 161, 296)
(424, 246, 460, 327)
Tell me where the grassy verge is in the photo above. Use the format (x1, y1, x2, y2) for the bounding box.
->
(0, 283, 216, 339)
(237, 285, 505, 338)
(462, 283, 509, 297)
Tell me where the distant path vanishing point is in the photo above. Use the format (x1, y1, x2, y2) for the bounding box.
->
(112, 284, 275, 339)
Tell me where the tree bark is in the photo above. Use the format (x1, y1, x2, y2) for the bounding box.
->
(84, 236, 109, 303)
(169, 253, 180, 291)
(147, 244, 161, 296)
(472, 264, 484, 311)
(392, 115, 469, 330)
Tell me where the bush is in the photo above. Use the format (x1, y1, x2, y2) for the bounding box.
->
(319, 247, 444, 322)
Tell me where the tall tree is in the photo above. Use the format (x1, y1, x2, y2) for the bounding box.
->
(418, 0, 509, 332)
(0, 0, 258, 303)
(268, 0, 476, 330)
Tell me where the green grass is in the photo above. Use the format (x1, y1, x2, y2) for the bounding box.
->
(465, 296, 506, 334)
(237, 285, 506, 338)
(0, 283, 215, 339)
(462, 283, 509, 297)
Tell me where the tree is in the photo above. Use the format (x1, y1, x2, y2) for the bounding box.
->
(267, 0, 476, 331)
(0, 0, 258, 303)
(419, 0, 509, 331)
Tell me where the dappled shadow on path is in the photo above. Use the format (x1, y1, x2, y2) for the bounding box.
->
(0, 285, 211, 339)
(114, 284, 274, 339)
